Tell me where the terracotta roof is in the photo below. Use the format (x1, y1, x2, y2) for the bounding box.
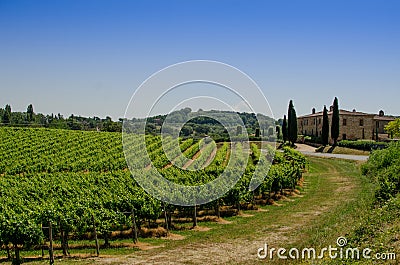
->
(373, 115, 396, 121)
(299, 109, 374, 118)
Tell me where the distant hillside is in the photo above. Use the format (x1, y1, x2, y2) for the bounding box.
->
(0, 105, 277, 139)
(131, 108, 278, 141)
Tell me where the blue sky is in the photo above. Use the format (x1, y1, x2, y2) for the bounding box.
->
(0, 0, 399, 120)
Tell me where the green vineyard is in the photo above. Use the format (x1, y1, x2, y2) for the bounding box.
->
(0, 127, 306, 261)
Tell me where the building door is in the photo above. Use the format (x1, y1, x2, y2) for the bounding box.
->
(342, 134, 347, 140)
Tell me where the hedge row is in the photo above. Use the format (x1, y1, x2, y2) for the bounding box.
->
(361, 141, 400, 202)
(338, 140, 388, 151)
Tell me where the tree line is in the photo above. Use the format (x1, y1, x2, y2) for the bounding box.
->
(0, 104, 279, 138)
(144, 108, 278, 141)
(0, 104, 122, 132)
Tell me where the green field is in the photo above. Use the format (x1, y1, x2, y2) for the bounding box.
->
(1, 127, 399, 264)
(0, 127, 306, 264)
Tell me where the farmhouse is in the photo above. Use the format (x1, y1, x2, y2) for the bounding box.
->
(298, 107, 395, 143)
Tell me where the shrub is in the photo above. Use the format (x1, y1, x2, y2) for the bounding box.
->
(362, 142, 400, 203)
(338, 140, 388, 151)
(304, 135, 322, 145)
(304, 135, 312, 141)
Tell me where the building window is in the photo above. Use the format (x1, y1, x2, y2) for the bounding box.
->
(343, 119, 347, 126)
(305, 130, 307, 135)
(319, 118, 321, 124)
(312, 129, 314, 135)
(359, 119, 364, 126)
(343, 134, 347, 140)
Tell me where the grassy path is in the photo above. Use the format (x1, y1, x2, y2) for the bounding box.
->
(27, 157, 374, 265)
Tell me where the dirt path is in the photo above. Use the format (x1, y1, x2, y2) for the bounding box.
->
(202, 145, 217, 168)
(295, 143, 317, 152)
(295, 143, 369, 161)
(299, 151, 369, 161)
(182, 146, 203, 169)
(182, 142, 216, 170)
(91, 157, 362, 265)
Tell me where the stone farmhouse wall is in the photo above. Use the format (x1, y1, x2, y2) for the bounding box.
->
(298, 109, 393, 143)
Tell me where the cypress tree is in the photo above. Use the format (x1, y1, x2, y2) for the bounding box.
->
(27, 104, 34, 122)
(288, 100, 298, 146)
(282, 115, 288, 143)
(276, 125, 281, 140)
(322, 105, 329, 146)
(3, 104, 11, 124)
(331, 97, 340, 145)
(287, 101, 293, 144)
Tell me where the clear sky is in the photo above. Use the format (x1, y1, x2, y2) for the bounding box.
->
(0, 0, 399, 120)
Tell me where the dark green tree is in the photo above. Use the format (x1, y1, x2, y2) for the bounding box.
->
(3, 104, 11, 124)
(331, 97, 340, 146)
(268, 126, 274, 136)
(276, 125, 281, 140)
(10, 112, 25, 125)
(322, 105, 329, 146)
(287, 100, 298, 146)
(180, 125, 193, 136)
(282, 115, 288, 143)
(255, 128, 260, 138)
(27, 104, 34, 122)
(236, 125, 242, 136)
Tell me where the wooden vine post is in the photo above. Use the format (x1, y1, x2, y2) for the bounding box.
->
(131, 207, 138, 244)
(91, 214, 100, 257)
(163, 202, 169, 233)
(58, 218, 69, 256)
(192, 205, 197, 228)
(49, 222, 54, 265)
